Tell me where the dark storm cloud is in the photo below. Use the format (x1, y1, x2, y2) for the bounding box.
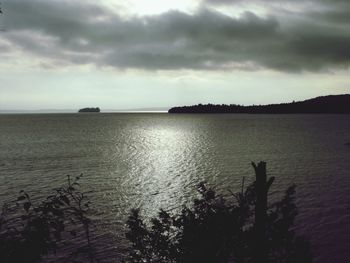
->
(2, 0, 350, 72)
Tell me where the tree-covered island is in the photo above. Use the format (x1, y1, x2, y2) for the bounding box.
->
(78, 107, 101, 113)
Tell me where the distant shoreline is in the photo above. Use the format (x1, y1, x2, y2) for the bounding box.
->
(2, 112, 350, 116)
(2, 94, 350, 115)
(0, 111, 169, 115)
(169, 94, 350, 114)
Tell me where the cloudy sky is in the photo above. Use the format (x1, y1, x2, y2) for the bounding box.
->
(1, 0, 350, 110)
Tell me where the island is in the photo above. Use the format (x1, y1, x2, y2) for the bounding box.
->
(168, 94, 350, 114)
(78, 107, 101, 113)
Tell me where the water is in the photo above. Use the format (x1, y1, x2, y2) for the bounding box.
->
(0, 113, 350, 262)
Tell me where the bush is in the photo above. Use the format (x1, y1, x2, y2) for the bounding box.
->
(0, 175, 96, 263)
(125, 162, 312, 263)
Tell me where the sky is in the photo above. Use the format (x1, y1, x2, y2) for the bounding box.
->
(1, 0, 350, 110)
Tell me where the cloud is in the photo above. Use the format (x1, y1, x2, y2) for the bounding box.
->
(2, 0, 350, 72)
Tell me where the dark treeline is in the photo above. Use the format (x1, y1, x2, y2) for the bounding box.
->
(78, 107, 100, 113)
(0, 162, 312, 263)
(168, 94, 350, 114)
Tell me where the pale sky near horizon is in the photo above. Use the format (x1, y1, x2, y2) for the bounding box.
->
(1, 0, 350, 110)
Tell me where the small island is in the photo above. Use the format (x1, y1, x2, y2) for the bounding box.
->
(169, 94, 350, 114)
(78, 107, 101, 113)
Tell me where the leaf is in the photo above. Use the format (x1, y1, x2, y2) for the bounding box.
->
(70, 230, 77, 237)
(17, 196, 26, 201)
(23, 202, 31, 212)
(54, 231, 61, 240)
(52, 209, 64, 217)
(61, 195, 70, 205)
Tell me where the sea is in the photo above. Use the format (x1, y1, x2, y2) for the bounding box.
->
(0, 113, 350, 262)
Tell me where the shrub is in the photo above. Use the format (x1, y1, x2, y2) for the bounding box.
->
(125, 162, 312, 263)
(0, 175, 96, 263)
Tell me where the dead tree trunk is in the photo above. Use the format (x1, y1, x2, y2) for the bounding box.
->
(252, 161, 274, 263)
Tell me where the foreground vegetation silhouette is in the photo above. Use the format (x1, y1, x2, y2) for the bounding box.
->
(125, 162, 312, 263)
(0, 175, 97, 263)
(0, 162, 312, 262)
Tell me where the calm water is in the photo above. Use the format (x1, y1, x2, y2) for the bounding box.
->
(0, 113, 350, 262)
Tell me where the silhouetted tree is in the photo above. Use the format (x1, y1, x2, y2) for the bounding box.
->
(125, 162, 312, 263)
(0, 175, 97, 263)
(0, 163, 312, 263)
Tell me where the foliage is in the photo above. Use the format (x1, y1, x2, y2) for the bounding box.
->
(125, 180, 312, 263)
(266, 186, 313, 263)
(0, 174, 96, 263)
(0, 163, 313, 263)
